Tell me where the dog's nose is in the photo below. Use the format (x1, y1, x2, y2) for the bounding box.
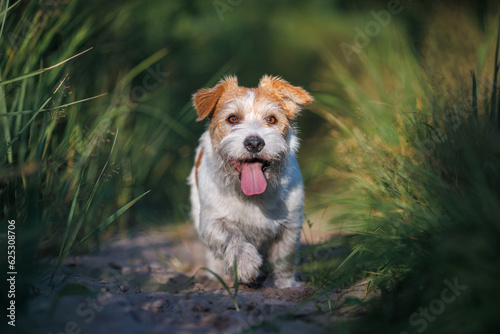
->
(244, 136, 265, 153)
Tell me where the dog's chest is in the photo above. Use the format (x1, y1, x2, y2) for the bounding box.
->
(214, 192, 288, 229)
(231, 197, 288, 246)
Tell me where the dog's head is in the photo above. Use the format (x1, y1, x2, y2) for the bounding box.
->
(193, 75, 313, 196)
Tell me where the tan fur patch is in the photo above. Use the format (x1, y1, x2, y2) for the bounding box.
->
(193, 75, 313, 147)
(193, 76, 240, 121)
(258, 75, 313, 119)
(253, 88, 291, 136)
(207, 86, 247, 148)
(195, 147, 204, 185)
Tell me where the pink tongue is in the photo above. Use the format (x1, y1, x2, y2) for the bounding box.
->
(240, 162, 267, 196)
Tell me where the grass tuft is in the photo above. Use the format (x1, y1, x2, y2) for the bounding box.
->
(200, 260, 241, 312)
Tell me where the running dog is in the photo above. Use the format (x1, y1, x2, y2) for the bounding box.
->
(189, 75, 313, 288)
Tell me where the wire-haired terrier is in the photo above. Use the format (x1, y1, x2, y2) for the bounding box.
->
(189, 75, 313, 288)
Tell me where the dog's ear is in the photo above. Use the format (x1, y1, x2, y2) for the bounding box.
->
(193, 76, 239, 121)
(258, 75, 313, 119)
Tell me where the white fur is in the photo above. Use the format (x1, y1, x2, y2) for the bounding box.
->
(189, 131, 303, 288)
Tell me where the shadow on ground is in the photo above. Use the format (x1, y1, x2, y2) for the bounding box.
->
(21, 225, 368, 334)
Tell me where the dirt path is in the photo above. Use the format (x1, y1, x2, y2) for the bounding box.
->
(21, 224, 366, 334)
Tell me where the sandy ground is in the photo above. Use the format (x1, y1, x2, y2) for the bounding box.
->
(20, 224, 367, 334)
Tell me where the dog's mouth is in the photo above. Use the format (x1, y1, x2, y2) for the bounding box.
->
(231, 159, 270, 196)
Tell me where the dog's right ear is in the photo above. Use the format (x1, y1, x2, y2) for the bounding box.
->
(193, 76, 238, 121)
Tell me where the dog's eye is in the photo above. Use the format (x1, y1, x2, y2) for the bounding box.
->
(267, 116, 277, 124)
(227, 115, 239, 124)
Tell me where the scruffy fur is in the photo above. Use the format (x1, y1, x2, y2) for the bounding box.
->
(189, 75, 313, 288)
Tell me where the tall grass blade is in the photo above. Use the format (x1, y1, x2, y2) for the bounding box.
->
(0, 76, 12, 162)
(0, 0, 15, 42)
(62, 128, 120, 256)
(51, 178, 83, 283)
(471, 70, 478, 119)
(497, 3, 500, 127)
(118, 47, 169, 91)
(490, 4, 500, 122)
(0, 93, 108, 117)
(233, 257, 239, 296)
(5, 80, 102, 147)
(0, 47, 93, 86)
(313, 107, 355, 137)
(200, 266, 240, 312)
(78, 190, 151, 244)
(0, 0, 13, 162)
(0, 0, 19, 19)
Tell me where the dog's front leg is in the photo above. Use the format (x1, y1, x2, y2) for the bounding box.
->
(269, 226, 301, 288)
(202, 219, 263, 283)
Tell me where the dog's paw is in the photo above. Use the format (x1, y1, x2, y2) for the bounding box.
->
(227, 243, 262, 283)
(273, 276, 301, 289)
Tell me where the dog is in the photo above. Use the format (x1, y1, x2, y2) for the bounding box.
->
(189, 75, 313, 288)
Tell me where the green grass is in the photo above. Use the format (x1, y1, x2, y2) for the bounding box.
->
(200, 257, 241, 312)
(2, 1, 499, 332)
(0, 1, 160, 308)
(306, 6, 500, 334)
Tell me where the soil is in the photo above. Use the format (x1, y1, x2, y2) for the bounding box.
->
(20, 224, 368, 334)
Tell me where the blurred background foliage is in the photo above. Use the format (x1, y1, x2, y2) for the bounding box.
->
(1, 0, 500, 332)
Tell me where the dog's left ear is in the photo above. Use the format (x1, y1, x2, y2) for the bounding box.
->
(258, 75, 313, 119)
